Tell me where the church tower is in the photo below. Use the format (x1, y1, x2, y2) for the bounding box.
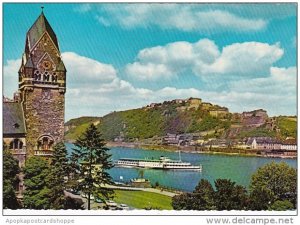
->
(18, 10, 66, 157)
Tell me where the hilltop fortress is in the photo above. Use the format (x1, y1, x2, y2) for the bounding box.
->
(146, 97, 229, 119)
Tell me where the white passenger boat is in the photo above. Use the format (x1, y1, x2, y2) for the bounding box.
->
(115, 154, 202, 171)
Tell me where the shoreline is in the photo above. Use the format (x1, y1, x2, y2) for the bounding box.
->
(105, 141, 297, 159)
(65, 140, 296, 159)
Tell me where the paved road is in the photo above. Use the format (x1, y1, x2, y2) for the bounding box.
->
(102, 184, 178, 197)
(64, 191, 104, 209)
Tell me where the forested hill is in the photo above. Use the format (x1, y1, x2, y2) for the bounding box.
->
(64, 98, 297, 142)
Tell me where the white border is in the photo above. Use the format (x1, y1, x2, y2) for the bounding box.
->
(1, 0, 299, 224)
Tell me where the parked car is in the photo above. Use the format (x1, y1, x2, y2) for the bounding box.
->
(71, 190, 81, 195)
(95, 198, 103, 203)
(106, 200, 117, 207)
(118, 204, 130, 210)
(66, 188, 80, 195)
(80, 192, 94, 200)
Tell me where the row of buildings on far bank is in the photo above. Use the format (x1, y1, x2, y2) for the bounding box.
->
(162, 133, 297, 157)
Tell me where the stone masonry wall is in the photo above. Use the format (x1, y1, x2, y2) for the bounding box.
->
(23, 87, 64, 156)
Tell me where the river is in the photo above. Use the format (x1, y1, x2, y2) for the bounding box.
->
(66, 143, 297, 192)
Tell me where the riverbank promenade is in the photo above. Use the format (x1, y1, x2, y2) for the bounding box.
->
(102, 184, 178, 197)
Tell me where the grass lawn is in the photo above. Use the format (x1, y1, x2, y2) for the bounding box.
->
(113, 190, 173, 210)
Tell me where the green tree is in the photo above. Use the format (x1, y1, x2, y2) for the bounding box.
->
(3, 145, 20, 209)
(48, 142, 69, 209)
(250, 162, 297, 209)
(248, 188, 273, 210)
(193, 179, 215, 210)
(214, 179, 248, 210)
(64, 196, 84, 210)
(23, 157, 51, 209)
(172, 193, 193, 210)
(70, 124, 114, 210)
(3, 180, 20, 209)
(172, 179, 216, 210)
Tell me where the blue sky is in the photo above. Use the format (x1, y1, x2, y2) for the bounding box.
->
(3, 3, 297, 120)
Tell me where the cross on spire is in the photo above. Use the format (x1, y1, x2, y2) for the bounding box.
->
(41, 6, 44, 13)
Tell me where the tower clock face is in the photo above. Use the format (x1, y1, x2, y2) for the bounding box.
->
(42, 60, 52, 70)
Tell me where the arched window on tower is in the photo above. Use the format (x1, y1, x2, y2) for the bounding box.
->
(43, 71, 50, 82)
(34, 70, 41, 81)
(9, 139, 23, 150)
(52, 73, 58, 83)
(37, 135, 54, 151)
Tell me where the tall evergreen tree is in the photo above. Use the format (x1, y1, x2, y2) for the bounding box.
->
(48, 142, 69, 209)
(3, 144, 20, 209)
(70, 124, 114, 210)
(23, 157, 51, 209)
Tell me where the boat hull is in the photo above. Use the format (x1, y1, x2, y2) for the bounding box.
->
(114, 159, 202, 171)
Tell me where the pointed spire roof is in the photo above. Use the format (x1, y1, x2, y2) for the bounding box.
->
(24, 57, 34, 68)
(26, 12, 59, 51)
(57, 60, 66, 71)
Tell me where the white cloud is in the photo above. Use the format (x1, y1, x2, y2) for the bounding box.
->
(3, 52, 296, 120)
(62, 52, 117, 87)
(192, 10, 266, 32)
(270, 66, 296, 83)
(226, 66, 297, 115)
(74, 4, 91, 13)
(96, 16, 111, 27)
(197, 42, 284, 75)
(3, 59, 21, 98)
(99, 4, 267, 32)
(126, 39, 284, 81)
(61, 52, 156, 119)
(230, 67, 296, 94)
(200, 90, 295, 116)
(64, 53, 296, 118)
(125, 62, 173, 81)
